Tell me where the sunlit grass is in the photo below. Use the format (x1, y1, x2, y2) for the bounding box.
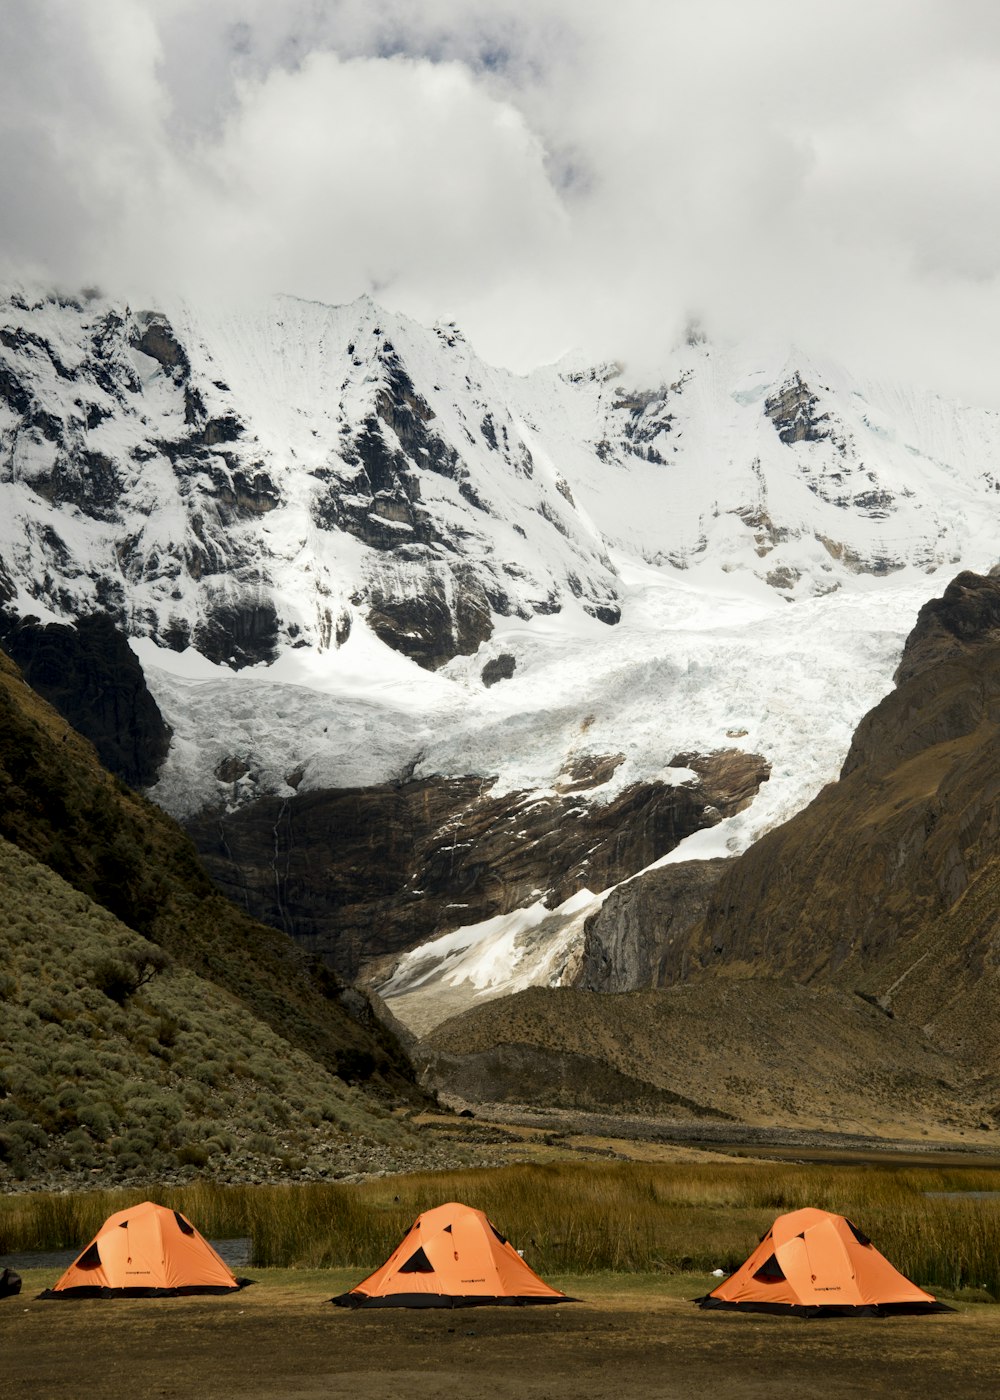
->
(4, 1160, 1000, 1297)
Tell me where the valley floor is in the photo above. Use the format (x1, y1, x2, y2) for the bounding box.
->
(436, 1107, 1000, 1167)
(5, 1271, 998, 1400)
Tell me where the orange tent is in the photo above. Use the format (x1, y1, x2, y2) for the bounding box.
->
(332, 1201, 572, 1309)
(697, 1206, 945, 1316)
(40, 1200, 247, 1298)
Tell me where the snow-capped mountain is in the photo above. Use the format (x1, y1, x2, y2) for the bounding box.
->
(2, 284, 999, 1025)
(3, 286, 998, 676)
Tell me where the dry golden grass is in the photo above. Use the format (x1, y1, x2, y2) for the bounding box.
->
(4, 1159, 1000, 1297)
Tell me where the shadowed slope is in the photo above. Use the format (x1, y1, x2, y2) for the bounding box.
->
(0, 644, 419, 1108)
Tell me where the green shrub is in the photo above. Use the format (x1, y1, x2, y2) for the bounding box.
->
(155, 1014, 178, 1048)
(0, 1120, 47, 1151)
(90, 945, 171, 1005)
(111, 1132, 154, 1158)
(176, 1143, 210, 1167)
(76, 1105, 112, 1141)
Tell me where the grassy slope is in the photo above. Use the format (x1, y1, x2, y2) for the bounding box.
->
(0, 647, 413, 1087)
(0, 835, 427, 1181)
(0, 647, 442, 1183)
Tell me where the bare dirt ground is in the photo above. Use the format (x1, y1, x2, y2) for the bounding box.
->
(5, 1271, 1000, 1400)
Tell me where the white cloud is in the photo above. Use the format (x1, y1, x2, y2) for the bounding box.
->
(1, 0, 999, 402)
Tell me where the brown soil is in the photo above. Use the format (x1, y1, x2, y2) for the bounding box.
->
(5, 1274, 999, 1400)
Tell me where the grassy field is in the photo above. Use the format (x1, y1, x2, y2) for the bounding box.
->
(4, 1159, 1000, 1299)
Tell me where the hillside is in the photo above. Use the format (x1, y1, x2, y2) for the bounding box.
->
(0, 647, 418, 1085)
(0, 834, 429, 1186)
(0, 644, 467, 1184)
(688, 568, 1000, 1071)
(414, 571, 1000, 1139)
(420, 981, 988, 1143)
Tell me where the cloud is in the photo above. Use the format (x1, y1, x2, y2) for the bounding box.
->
(187, 51, 568, 307)
(1, 0, 999, 402)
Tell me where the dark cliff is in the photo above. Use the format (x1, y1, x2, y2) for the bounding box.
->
(187, 749, 770, 981)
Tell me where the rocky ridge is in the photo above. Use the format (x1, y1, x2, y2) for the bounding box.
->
(417, 980, 987, 1139)
(3, 286, 999, 694)
(563, 569, 1000, 1012)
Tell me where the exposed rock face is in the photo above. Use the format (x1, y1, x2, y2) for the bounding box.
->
(572, 753, 768, 993)
(186, 749, 769, 980)
(0, 612, 171, 787)
(764, 372, 835, 447)
(578, 858, 729, 992)
(678, 571, 1000, 1059)
(555, 751, 625, 792)
(4, 285, 998, 700)
(190, 596, 280, 670)
(365, 568, 493, 670)
(0, 289, 628, 676)
(481, 652, 516, 687)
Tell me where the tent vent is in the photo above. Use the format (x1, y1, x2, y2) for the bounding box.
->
(398, 1246, 435, 1274)
(174, 1212, 195, 1236)
(846, 1220, 871, 1247)
(443, 1225, 453, 1234)
(489, 1223, 508, 1245)
(752, 1253, 786, 1282)
(76, 1242, 102, 1270)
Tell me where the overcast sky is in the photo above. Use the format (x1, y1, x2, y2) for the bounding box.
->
(2, 0, 999, 400)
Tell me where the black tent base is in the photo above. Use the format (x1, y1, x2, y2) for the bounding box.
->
(331, 1292, 578, 1309)
(37, 1278, 254, 1300)
(694, 1295, 953, 1318)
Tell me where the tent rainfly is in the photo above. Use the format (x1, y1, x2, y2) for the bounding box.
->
(697, 1206, 947, 1316)
(39, 1200, 248, 1298)
(332, 1201, 573, 1309)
